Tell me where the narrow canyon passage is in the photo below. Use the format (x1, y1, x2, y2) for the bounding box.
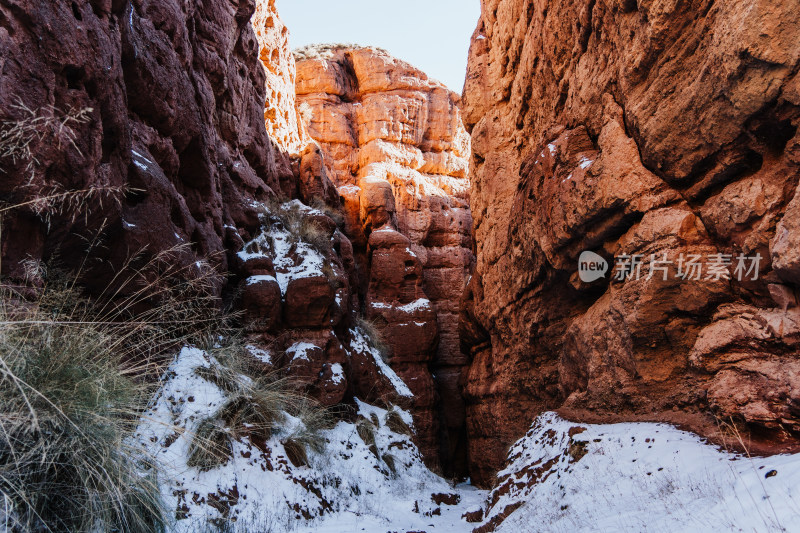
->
(1, 0, 800, 531)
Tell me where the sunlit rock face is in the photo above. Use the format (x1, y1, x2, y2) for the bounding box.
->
(294, 45, 474, 474)
(0, 0, 422, 466)
(461, 0, 800, 486)
(252, 0, 308, 158)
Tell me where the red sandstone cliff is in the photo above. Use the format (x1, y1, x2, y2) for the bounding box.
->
(0, 0, 405, 445)
(9, 0, 795, 498)
(0, 0, 470, 476)
(461, 0, 800, 486)
(0, 0, 294, 292)
(293, 45, 474, 472)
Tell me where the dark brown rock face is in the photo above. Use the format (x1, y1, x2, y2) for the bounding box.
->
(462, 0, 800, 486)
(0, 0, 288, 290)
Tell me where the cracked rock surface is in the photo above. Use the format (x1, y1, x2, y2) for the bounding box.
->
(460, 0, 800, 486)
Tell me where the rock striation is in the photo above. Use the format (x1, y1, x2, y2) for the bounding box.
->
(294, 45, 474, 472)
(461, 0, 800, 486)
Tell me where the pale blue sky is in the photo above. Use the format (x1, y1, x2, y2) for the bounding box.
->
(275, 0, 481, 92)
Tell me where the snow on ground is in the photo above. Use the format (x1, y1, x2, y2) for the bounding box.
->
(136, 353, 800, 533)
(482, 412, 800, 533)
(135, 347, 483, 533)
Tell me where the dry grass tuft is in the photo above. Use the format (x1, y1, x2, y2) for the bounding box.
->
(194, 364, 241, 395)
(281, 437, 310, 467)
(286, 400, 332, 453)
(310, 198, 344, 228)
(298, 219, 332, 254)
(277, 399, 333, 468)
(0, 243, 229, 532)
(385, 409, 413, 437)
(0, 284, 169, 532)
(0, 99, 92, 180)
(256, 199, 332, 255)
(381, 453, 397, 476)
(187, 419, 233, 472)
(356, 418, 376, 448)
(188, 355, 333, 473)
(356, 316, 388, 361)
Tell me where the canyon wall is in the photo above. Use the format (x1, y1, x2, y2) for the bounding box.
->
(293, 46, 474, 473)
(0, 0, 470, 474)
(0, 0, 412, 426)
(461, 0, 800, 486)
(0, 0, 293, 291)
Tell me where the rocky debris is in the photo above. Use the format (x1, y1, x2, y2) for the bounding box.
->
(460, 0, 800, 486)
(0, 0, 288, 293)
(295, 44, 474, 474)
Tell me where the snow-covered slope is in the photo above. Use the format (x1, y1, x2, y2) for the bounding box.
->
(135, 357, 800, 533)
(135, 347, 485, 532)
(480, 412, 800, 533)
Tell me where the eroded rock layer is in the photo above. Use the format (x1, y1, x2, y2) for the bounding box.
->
(461, 0, 800, 486)
(294, 46, 474, 473)
(0, 0, 423, 474)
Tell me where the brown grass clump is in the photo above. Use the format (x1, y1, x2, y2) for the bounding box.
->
(188, 357, 333, 473)
(257, 199, 333, 255)
(311, 198, 345, 228)
(0, 234, 228, 532)
(0, 279, 185, 533)
(187, 419, 233, 471)
(356, 418, 376, 446)
(385, 408, 413, 437)
(356, 316, 389, 361)
(381, 453, 397, 476)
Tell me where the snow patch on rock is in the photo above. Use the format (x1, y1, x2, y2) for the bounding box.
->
(135, 347, 482, 532)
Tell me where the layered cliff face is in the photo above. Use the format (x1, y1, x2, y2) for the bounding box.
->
(0, 0, 476, 480)
(461, 0, 800, 485)
(293, 45, 474, 472)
